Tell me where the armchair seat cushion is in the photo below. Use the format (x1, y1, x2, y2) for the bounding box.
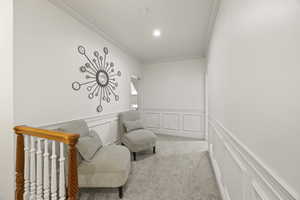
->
(78, 145, 131, 188)
(121, 129, 157, 152)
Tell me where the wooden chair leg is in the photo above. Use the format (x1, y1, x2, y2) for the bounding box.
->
(118, 186, 123, 199)
(153, 146, 156, 154)
(133, 152, 136, 161)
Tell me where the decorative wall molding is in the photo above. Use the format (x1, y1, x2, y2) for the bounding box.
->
(210, 155, 228, 200)
(252, 181, 270, 200)
(38, 110, 129, 145)
(142, 112, 161, 128)
(183, 114, 202, 132)
(208, 116, 299, 200)
(143, 108, 203, 114)
(162, 113, 180, 130)
(142, 108, 205, 139)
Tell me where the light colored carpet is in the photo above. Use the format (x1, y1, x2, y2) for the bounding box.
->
(79, 135, 222, 200)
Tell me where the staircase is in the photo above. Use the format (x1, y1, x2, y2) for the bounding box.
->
(14, 126, 80, 200)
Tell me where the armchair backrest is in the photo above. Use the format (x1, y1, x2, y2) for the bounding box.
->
(57, 119, 90, 137)
(119, 111, 141, 135)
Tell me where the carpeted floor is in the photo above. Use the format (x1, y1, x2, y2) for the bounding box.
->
(79, 135, 222, 200)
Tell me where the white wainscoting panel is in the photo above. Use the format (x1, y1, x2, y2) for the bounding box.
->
(223, 142, 246, 200)
(162, 113, 180, 130)
(91, 122, 113, 145)
(183, 114, 203, 132)
(40, 111, 127, 145)
(142, 108, 205, 139)
(143, 112, 161, 128)
(208, 117, 299, 200)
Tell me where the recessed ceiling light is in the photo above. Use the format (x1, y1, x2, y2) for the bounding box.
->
(153, 29, 161, 37)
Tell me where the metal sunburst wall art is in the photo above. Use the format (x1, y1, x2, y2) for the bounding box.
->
(72, 45, 121, 112)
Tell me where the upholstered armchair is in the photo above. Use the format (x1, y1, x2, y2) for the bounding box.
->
(58, 120, 131, 198)
(119, 111, 157, 161)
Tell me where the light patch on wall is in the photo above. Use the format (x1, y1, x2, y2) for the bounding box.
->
(130, 82, 138, 95)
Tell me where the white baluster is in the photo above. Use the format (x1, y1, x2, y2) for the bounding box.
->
(23, 135, 30, 200)
(43, 140, 50, 200)
(29, 136, 36, 200)
(51, 141, 58, 200)
(36, 139, 43, 200)
(59, 143, 66, 200)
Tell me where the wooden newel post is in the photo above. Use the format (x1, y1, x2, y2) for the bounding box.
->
(67, 141, 79, 200)
(15, 133, 25, 200)
(14, 126, 80, 200)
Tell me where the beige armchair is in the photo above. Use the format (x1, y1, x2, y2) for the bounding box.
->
(119, 111, 157, 161)
(58, 120, 130, 198)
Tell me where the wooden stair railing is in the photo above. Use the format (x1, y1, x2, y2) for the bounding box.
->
(14, 126, 80, 200)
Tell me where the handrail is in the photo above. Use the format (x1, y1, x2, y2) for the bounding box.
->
(14, 126, 80, 145)
(14, 126, 80, 200)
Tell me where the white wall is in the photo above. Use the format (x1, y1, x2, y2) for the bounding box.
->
(14, 0, 141, 130)
(142, 59, 205, 110)
(141, 59, 206, 138)
(0, 0, 14, 198)
(207, 0, 300, 199)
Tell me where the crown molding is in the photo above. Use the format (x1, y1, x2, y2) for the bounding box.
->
(48, 0, 142, 64)
(48, 0, 218, 64)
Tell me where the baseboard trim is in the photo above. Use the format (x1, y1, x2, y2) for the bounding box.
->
(151, 129, 205, 139)
(142, 108, 204, 114)
(209, 152, 228, 200)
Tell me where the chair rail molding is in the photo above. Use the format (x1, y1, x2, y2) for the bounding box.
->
(142, 108, 205, 139)
(208, 116, 299, 200)
(30, 110, 131, 146)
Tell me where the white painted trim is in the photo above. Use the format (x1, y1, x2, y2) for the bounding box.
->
(17, 110, 128, 145)
(223, 141, 248, 200)
(252, 181, 270, 200)
(89, 120, 111, 129)
(204, 65, 209, 141)
(161, 113, 180, 131)
(224, 188, 232, 200)
(208, 117, 299, 200)
(142, 112, 161, 128)
(209, 154, 228, 200)
(27, 110, 129, 129)
(142, 108, 204, 114)
(223, 141, 247, 172)
(209, 143, 214, 156)
(182, 114, 203, 132)
(143, 108, 205, 139)
(152, 129, 205, 139)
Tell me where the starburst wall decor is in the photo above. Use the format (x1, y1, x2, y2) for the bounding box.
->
(72, 45, 121, 112)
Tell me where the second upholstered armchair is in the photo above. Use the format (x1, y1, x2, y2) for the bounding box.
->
(119, 110, 157, 161)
